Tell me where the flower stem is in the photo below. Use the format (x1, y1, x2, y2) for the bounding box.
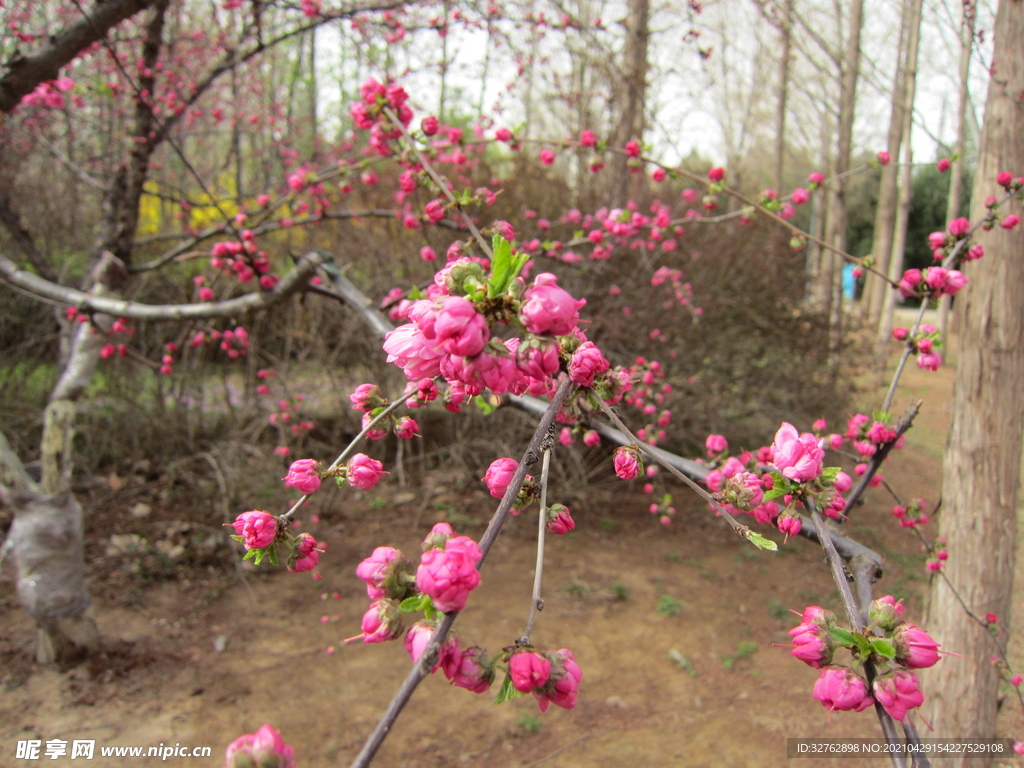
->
(521, 446, 551, 643)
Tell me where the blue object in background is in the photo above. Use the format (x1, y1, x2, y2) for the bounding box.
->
(842, 264, 856, 299)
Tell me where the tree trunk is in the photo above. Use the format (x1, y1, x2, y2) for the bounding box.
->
(875, 0, 923, 372)
(773, 0, 793, 194)
(923, 2, 1024, 763)
(823, 0, 864, 375)
(608, 0, 649, 204)
(936, 2, 976, 360)
(863, 0, 910, 322)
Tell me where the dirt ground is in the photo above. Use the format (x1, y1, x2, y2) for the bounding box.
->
(2, 333, 1021, 768)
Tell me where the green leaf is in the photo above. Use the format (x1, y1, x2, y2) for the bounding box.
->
(242, 548, 257, 560)
(869, 638, 896, 660)
(267, 544, 279, 567)
(399, 594, 431, 613)
(746, 532, 778, 551)
(495, 673, 526, 704)
(763, 487, 787, 502)
(829, 627, 858, 648)
(473, 395, 497, 415)
(820, 467, 840, 481)
(486, 235, 529, 298)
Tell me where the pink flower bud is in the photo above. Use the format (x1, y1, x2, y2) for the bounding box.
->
(813, 667, 874, 712)
(225, 724, 295, 768)
(483, 457, 518, 498)
(777, 513, 801, 537)
(916, 352, 941, 371)
(873, 670, 924, 721)
(812, 419, 827, 432)
(416, 535, 483, 612)
(1000, 214, 1020, 230)
(520, 274, 586, 335)
(395, 416, 419, 439)
(792, 188, 810, 205)
(347, 453, 388, 489)
(705, 434, 728, 454)
(424, 199, 445, 223)
(708, 166, 725, 182)
(937, 158, 951, 172)
(539, 148, 556, 165)
(533, 648, 583, 711)
(287, 533, 321, 573)
(834, 471, 853, 493)
(583, 430, 601, 447)
(613, 445, 643, 480)
(283, 459, 321, 495)
(808, 172, 825, 184)
(625, 140, 641, 158)
(356, 546, 414, 600)
(947, 217, 970, 236)
(789, 621, 835, 669)
(868, 595, 905, 631)
(349, 383, 383, 412)
(434, 296, 489, 357)
(451, 645, 495, 693)
(893, 623, 941, 669)
(509, 650, 552, 692)
(877, 151, 891, 165)
(422, 522, 455, 552)
(579, 129, 597, 147)
(568, 341, 610, 386)
(228, 510, 278, 550)
(545, 504, 575, 534)
(422, 115, 439, 135)
(892, 327, 909, 340)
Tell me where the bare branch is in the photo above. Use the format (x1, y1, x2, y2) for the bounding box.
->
(0, 0, 160, 113)
(0, 250, 328, 320)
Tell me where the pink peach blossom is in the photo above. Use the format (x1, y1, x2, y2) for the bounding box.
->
(347, 453, 387, 489)
(225, 723, 295, 768)
(283, 459, 321, 495)
(416, 535, 483, 612)
(229, 511, 278, 550)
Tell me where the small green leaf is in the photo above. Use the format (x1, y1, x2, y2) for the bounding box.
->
(763, 487, 787, 502)
(746, 532, 778, 551)
(829, 627, 858, 648)
(242, 548, 257, 560)
(495, 673, 526, 704)
(869, 638, 896, 659)
(267, 544, 279, 567)
(399, 594, 431, 613)
(473, 395, 497, 415)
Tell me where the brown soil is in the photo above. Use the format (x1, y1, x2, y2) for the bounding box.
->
(2, 339, 1018, 768)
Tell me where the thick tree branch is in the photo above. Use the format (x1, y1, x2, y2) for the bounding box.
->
(0, 0, 160, 113)
(0, 250, 328, 320)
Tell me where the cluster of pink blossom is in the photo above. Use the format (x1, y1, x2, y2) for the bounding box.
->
(926, 537, 949, 573)
(892, 498, 928, 529)
(697, 422, 858, 538)
(347, 382, 422, 440)
(18, 77, 77, 110)
(382, 251, 630, 412)
(892, 323, 944, 371)
(897, 266, 967, 300)
(843, 412, 903, 459)
(347, 525, 502, 694)
(226, 510, 323, 574)
(349, 77, 413, 156)
(508, 647, 583, 711)
(481, 457, 576, 531)
(264, 391, 315, 443)
(621, 357, 673, 445)
(209, 234, 278, 289)
(788, 597, 940, 722)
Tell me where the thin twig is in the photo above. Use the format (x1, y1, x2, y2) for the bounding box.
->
(592, 394, 752, 540)
(844, 401, 921, 513)
(346, 378, 575, 768)
(382, 105, 493, 257)
(280, 389, 416, 521)
(521, 446, 551, 643)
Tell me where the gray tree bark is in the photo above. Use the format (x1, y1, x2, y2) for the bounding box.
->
(923, 1, 1024, 763)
